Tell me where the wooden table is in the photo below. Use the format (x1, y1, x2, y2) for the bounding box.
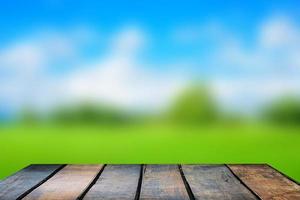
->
(0, 164, 299, 200)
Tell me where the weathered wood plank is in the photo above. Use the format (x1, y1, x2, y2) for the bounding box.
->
(181, 165, 258, 200)
(0, 164, 63, 200)
(83, 164, 141, 200)
(139, 165, 190, 200)
(228, 164, 300, 200)
(22, 164, 103, 200)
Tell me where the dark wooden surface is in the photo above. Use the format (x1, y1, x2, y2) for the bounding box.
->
(22, 165, 103, 200)
(228, 164, 300, 200)
(83, 165, 141, 200)
(139, 165, 190, 200)
(181, 165, 258, 200)
(0, 164, 299, 200)
(0, 164, 63, 200)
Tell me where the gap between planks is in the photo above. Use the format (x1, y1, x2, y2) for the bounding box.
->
(134, 164, 144, 200)
(178, 165, 196, 200)
(225, 164, 262, 200)
(77, 164, 107, 200)
(8, 164, 299, 200)
(17, 165, 67, 200)
(135, 164, 194, 200)
(18, 164, 260, 200)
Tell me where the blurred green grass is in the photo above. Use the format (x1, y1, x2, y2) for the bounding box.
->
(0, 123, 299, 182)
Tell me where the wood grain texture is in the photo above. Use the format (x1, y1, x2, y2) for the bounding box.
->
(139, 165, 190, 200)
(0, 164, 62, 200)
(22, 164, 103, 200)
(83, 164, 141, 200)
(229, 164, 300, 200)
(181, 165, 258, 200)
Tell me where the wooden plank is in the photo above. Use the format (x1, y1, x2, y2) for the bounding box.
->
(228, 164, 300, 200)
(139, 165, 190, 200)
(181, 165, 258, 200)
(22, 164, 103, 200)
(83, 164, 141, 200)
(0, 164, 63, 200)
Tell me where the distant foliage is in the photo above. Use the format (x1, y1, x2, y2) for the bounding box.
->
(19, 107, 40, 124)
(168, 85, 218, 123)
(263, 96, 300, 124)
(50, 103, 133, 124)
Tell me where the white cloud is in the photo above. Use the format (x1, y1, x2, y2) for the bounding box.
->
(173, 15, 300, 71)
(2, 16, 300, 115)
(218, 16, 300, 71)
(0, 29, 90, 77)
(0, 42, 45, 72)
(210, 16, 300, 112)
(110, 26, 146, 56)
(0, 26, 187, 113)
(0, 28, 97, 113)
(211, 77, 300, 113)
(63, 27, 186, 111)
(259, 16, 300, 49)
(173, 15, 300, 112)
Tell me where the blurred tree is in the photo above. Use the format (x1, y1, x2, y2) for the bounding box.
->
(50, 102, 132, 124)
(168, 85, 218, 123)
(19, 107, 40, 124)
(263, 96, 300, 124)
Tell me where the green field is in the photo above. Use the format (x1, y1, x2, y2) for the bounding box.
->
(0, 123, 300, 182)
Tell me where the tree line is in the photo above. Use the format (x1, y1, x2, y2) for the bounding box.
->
(20, 85, 300, 125)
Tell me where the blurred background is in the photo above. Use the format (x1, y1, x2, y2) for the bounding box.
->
(0, 0, 300, 181)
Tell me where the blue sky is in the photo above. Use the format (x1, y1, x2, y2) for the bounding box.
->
(1, 0, 300, 116)
(1, 0, 300, 66)
(1, 0, 299, 41)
